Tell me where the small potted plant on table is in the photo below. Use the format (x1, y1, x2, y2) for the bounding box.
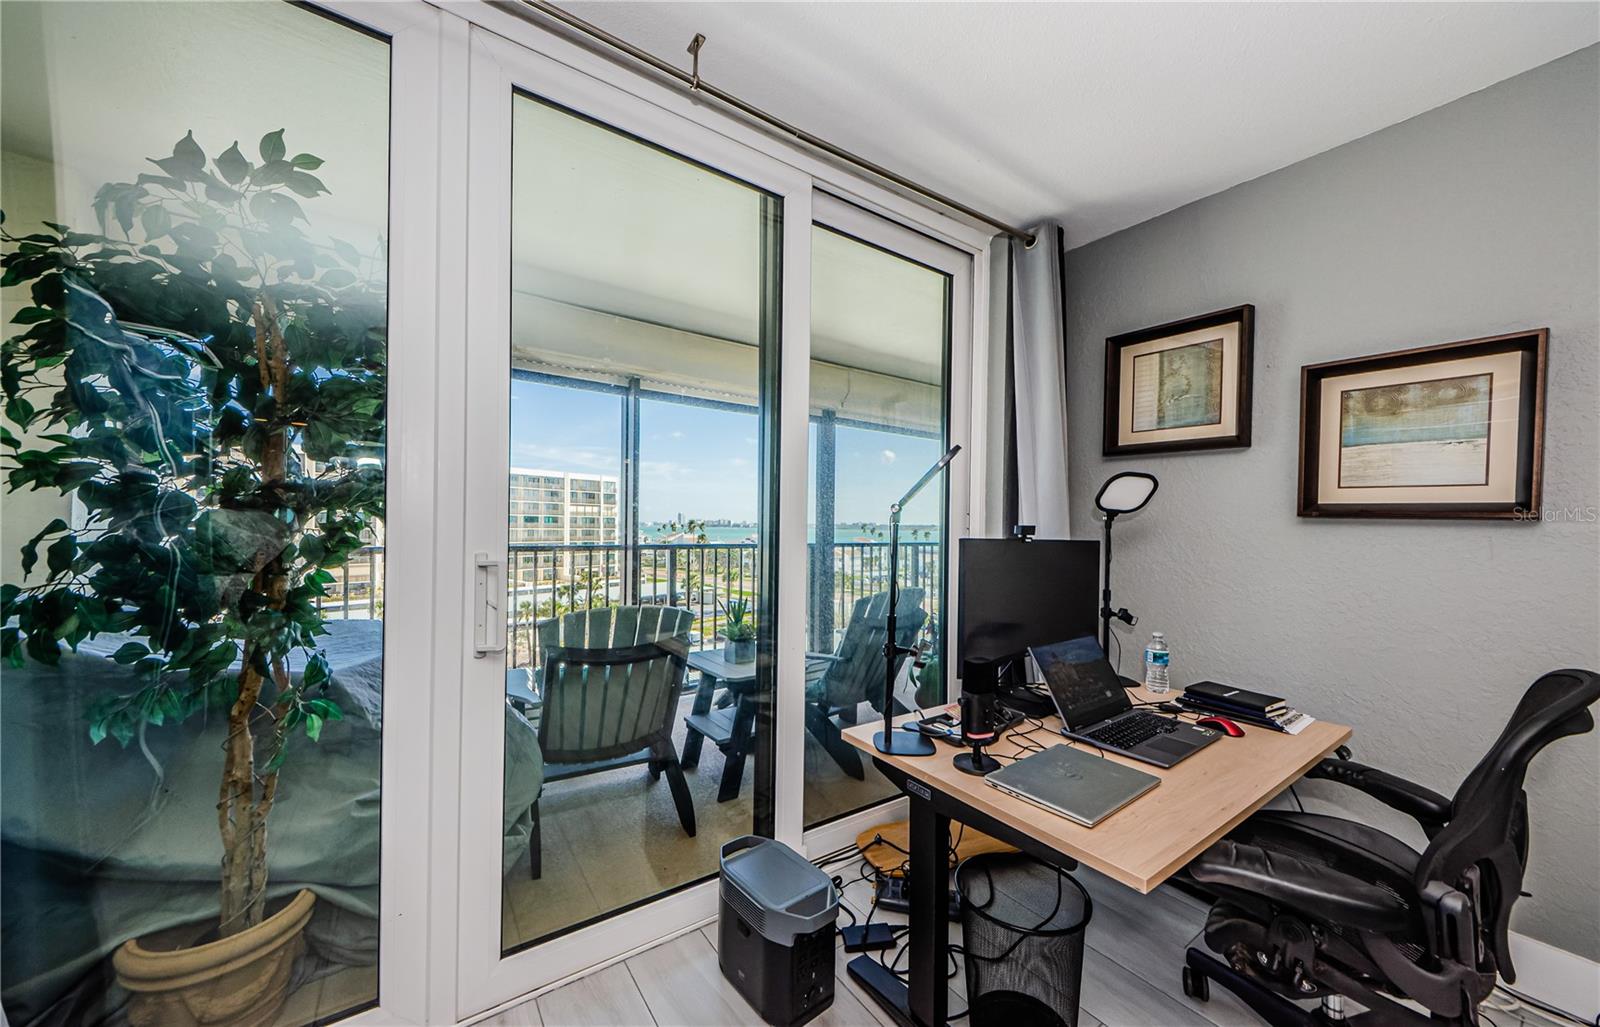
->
(720, 598, 756, 663)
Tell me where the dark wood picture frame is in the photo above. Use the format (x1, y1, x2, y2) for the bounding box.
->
(1296, 328, 1548, 519)
(1102, 304, 1254, 457)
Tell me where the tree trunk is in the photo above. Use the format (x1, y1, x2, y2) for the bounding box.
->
(218, 293, 291, 938)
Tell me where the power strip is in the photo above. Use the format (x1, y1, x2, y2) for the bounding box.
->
(874, 871, 961, 920)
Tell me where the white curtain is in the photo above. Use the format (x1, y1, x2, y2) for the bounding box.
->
(1009, 223, 1072, 537)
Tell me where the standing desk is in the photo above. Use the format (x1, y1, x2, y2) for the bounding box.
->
(840, 689, 1351, 1026)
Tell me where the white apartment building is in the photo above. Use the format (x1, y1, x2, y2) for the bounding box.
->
(509, 468, 620, 545)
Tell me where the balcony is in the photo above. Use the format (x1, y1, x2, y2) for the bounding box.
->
(314, 540, 941, 669)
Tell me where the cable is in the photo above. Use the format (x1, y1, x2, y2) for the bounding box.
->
(1289, 785, 1306, 812)
(831, 875, 858, 932)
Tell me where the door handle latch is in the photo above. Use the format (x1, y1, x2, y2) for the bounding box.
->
(474, 551, 506, 658)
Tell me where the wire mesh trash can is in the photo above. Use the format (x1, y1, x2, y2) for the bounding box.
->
(718, 836, 840, 1026)
(956, 852, 1093, 1027)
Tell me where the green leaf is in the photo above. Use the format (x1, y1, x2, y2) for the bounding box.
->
(10, 306, 55, 325)
(108, 714, 136, 747)
(259, 128, 287, 164)
(205, 181, 244, 205)
(112, 642, 152, 664)
(140, 203, 172, 240)
(45, 534, 76, 577)
(306, 697, 344, 721)
(215, 142, 251, 185)
(285, 171, 329, 199)
(5, 395, 34, 427)
(20, 518, 67, 577)
(172, 130, 206, 172)
(248, 191, 305, 227)
(1, 626, 21, 669)
(88, 719, 108, 745)
(331, 238, 362, 266)
(289, 153, 324, 170)
(304, 712, 324, 742)
(303, 652, 331, 691)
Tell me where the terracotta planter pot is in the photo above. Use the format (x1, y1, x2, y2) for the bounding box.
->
(113, 889, 316, 1027)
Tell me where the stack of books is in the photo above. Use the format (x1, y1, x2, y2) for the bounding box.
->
(1178, 681, 1314, 735)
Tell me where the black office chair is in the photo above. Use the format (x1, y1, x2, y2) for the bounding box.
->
(1180, 668, 1600, 1026)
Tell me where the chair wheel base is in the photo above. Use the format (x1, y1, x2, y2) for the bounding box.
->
(1183, 965, 1210, 1001)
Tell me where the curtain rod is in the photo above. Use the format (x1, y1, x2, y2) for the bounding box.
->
(500, 0, 1037, 247)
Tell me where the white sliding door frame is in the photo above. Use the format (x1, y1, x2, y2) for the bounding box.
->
(294, 3, 1000, 1022)
(454, 23, 813, 1018)
(796, 194, 978, 856)
(290, 3, 444, 1025)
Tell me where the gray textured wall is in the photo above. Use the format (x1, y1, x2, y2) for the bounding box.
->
(1063, 46, 1600, 959)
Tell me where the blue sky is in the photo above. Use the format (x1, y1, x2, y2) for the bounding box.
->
(511, 379, 943, 526)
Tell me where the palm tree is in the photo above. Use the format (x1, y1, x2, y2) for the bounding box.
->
(515, 599, 535, 666)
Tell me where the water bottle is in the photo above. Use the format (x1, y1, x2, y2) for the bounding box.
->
(1143, 632, 1171, 694)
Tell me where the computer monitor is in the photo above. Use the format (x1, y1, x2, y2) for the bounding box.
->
(956, 537, 1100, 669)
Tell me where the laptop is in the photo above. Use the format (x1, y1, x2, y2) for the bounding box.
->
(1029, 636, 1219, 769)
(985, 743, 1159, 826)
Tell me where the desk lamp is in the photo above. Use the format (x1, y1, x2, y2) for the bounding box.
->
(1094, 471, 1158, 673)
(873, 444, 962, 757)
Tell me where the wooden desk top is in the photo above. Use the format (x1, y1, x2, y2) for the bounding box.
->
(842, 690, 1351, 894)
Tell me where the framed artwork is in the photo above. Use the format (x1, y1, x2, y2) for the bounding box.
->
(1102, 305, 1254, 456)
(1296, 328, 1548, 519)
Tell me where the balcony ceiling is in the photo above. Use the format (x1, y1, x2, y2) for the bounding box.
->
(512, 94, 950, 385)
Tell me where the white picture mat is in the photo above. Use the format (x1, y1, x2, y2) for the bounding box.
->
(1117, 322, 1240, 446)
(1316, 350, 1523, 505)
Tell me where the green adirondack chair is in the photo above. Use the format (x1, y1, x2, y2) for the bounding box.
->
(804, 588, 928, 780)
(528, 606, 696, 880)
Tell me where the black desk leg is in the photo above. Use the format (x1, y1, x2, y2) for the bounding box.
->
(908, 795, 950, 1027)
(846, 792, 949, 1027)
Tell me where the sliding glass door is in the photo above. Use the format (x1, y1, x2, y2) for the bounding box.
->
(500, 89, 782, 951)
(457, 26, 810, 1012)
(2, 3, 986, 1023)
(0, 4, 394, 1025)
(801, 197, 970, 835)
(455, 16, 978, 1017)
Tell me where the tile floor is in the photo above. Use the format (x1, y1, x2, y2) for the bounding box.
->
(480, 858, 1577, 1027)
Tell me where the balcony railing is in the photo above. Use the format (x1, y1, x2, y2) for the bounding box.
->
(314, 541, 942, 669)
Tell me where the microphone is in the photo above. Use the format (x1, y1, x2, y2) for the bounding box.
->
(954, 658, 1003, 776)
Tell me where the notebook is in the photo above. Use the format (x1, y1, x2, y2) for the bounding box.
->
(1184, 680, 1286, 715)
(985, 743, 1160, 827)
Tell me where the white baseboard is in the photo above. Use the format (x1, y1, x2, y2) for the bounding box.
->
(1507, 930, 1600, 1023)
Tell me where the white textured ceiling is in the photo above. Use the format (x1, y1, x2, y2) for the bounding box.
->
(564, 1, 1599, 245)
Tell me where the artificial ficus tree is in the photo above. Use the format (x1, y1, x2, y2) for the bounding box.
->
(0, 129, 385, 937)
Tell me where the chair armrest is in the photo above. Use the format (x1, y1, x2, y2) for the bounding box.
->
(1190, 840, 1412, 933)
(1306, 758, 1452, 832)
(804, 653, 840, 683)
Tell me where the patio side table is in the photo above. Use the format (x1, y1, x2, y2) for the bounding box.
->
(682, 649, 760, 803)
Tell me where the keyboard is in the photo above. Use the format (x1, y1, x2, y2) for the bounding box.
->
(1080, 710, 1178, 750)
